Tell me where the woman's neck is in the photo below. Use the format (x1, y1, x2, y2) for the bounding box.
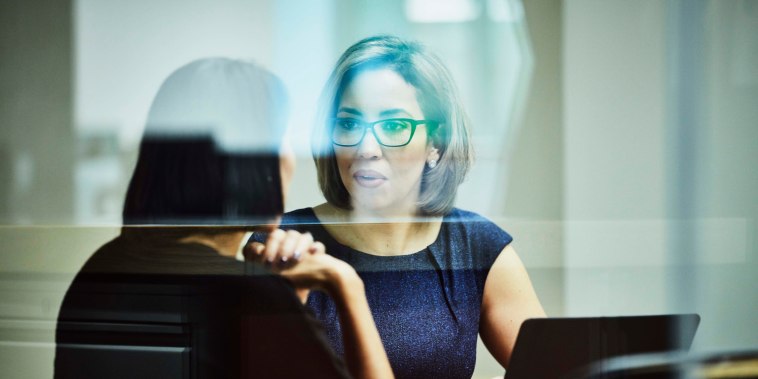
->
(179, 231, 247, 258)
(313, 203, 442, 256)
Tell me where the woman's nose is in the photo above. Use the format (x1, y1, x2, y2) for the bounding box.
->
(356, 129, 383, 159)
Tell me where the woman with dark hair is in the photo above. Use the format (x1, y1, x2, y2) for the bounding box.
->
(55, 58, 392, 379)
(252, 35, 546, 377)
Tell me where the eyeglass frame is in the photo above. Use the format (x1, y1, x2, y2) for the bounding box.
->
(330, 117, 440, 147)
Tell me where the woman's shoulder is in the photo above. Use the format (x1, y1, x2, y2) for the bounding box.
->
(278, 207, 333, 240)
(445, 207, 489, 222)
(282, 203, 348, 229)
(443, 208, 513, 246)
(281, 207, 319, 225)
(283, 207, 316, 217)
(445, 208, 508, 230)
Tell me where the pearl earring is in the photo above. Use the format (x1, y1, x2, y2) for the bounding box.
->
(428, 147, 439, 169)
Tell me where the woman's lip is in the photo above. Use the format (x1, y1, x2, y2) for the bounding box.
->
(353, 170, 386, 180)
(352, 170, 387, 188)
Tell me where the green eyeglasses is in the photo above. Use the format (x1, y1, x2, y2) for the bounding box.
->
(330, 118, 438, 147)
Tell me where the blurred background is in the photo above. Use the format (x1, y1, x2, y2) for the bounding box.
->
(1, 0, 756, 377)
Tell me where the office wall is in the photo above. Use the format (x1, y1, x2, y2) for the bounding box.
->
(688, 0, 758, 350)
(1, 1, 76, 375)
(564, 0, 670, 314)
(472, 3, 565, 377)
(563, 0, 758, 351)
(0, 0, 75, 225)
(504, 0, 564, 317)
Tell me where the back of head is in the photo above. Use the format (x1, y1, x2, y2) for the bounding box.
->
(123, 58, 287, 227)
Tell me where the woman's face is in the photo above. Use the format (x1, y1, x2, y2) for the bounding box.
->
(334, 68, 434, 216)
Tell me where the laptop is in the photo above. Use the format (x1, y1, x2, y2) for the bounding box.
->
(504, 314, 700, 379)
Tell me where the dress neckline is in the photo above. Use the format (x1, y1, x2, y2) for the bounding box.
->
(300, 207, 448, 259)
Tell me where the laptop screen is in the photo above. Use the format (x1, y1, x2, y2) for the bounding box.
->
(505, 313, 700, 379)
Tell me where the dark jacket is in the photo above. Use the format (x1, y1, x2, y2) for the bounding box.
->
(55, 233, 349, 378)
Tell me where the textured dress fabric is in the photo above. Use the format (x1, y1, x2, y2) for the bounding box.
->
(259, 207, 513, 379)
(55, 233, 350, 379)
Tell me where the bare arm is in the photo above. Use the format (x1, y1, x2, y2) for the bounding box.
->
(479, 245, 546, 368)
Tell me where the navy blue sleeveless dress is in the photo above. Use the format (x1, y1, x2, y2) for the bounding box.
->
(264, 207, 512, 379)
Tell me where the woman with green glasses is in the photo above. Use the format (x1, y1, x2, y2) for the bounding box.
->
(250, 35, 545, 378)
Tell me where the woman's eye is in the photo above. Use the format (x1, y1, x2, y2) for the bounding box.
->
(380, 120, 408, 133)
(337, 119, 360, 130)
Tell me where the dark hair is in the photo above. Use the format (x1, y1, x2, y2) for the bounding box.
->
(122, 58, 286, 230)
(122, 137, 282, 226)
(313, 35, 474, 216)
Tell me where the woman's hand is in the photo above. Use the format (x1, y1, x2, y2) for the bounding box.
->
(244, 229, 313, 268)
(243, 229, 359, 297)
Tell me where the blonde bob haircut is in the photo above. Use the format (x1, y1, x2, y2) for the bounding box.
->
(313, 35, 474, 216)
